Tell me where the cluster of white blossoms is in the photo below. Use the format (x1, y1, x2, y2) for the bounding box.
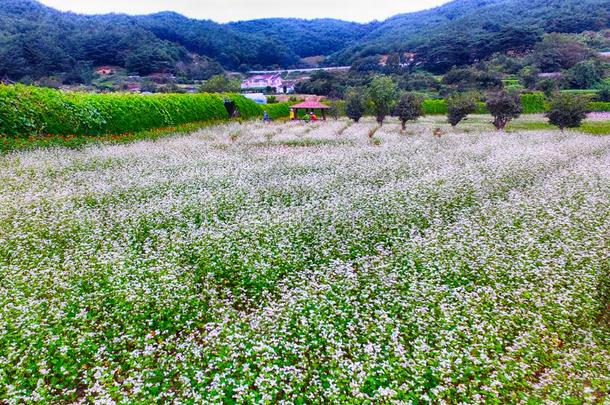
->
(0, 118, 609, 403)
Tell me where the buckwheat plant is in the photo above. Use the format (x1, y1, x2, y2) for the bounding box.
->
(0, 118, 609, 403)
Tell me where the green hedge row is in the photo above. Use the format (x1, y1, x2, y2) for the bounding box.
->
(421, 93, 610, 115)
(521, 93, 547, 114)
(422, 100, 487, 114)
(264, 103, 292, 120)
(589, 102, 610, 112)
(422, 99, 447, 115)
(227, 94, 263, 119)
(0, 85, 273, 138)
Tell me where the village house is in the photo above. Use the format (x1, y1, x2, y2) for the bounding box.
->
(126, 83, 142, 93)
(538, 72, 563, 79)
(241, 74, 294, 94)
(95, 66, 117, 75)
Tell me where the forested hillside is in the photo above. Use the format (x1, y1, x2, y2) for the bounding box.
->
(330, 0, 610, 72)
(0, 0, 608, 82)
(0, 0, 369, 80)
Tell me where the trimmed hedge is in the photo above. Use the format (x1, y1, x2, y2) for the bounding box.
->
(423, 99, 447, 115)
(521, 93, 547, 114)
(225, 94, 263, 119)
(0, 85, 270, 138)
(589, 102, 610, 112)
(423, 93, 552, 115)
(265, 103, 292, 120)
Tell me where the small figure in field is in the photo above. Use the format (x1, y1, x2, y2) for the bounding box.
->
(289, 108, 296, 120)
(433, 127, 443, 138)
(310, 112, 318, 122)
(263, 111, 270, 123)
(303, 113, 311, 123)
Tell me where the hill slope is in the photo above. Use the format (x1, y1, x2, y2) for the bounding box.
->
(0, 0, 608, 81)
(331, 0, 610, 72)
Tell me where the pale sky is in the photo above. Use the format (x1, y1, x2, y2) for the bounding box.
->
(38, 0, 450, 23)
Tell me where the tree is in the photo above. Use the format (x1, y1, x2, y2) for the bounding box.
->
(536, 78, 560, 97)
(564, 60, 604, 89)
(597, 86, 610, 103)
(328, 100, 345, 120)
(486, 91, 523, 130)
(199, 74, 240, 93)
(396, 92, 424, 130)
(531, 33, 593, 71)
(546, 93, 590, 131)
(445, 93, 477, 127)
(345, 90, 366, 123)
(367, 76, 398, 125)
(442, 66, 503, 91)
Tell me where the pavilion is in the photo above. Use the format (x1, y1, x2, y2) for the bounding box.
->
(291, 100, 330, 121)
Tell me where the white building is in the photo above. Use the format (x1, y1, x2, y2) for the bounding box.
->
(241, 74, 294, 94)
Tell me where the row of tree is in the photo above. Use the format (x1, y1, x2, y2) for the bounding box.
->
(344, 77, 593, 131)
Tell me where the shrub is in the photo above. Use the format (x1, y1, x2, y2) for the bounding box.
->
(546, 93, 590, 131)
(396, 92, 424, 130)
(521, 92, 547, 114)
(367, 76, 398, 125)
(445, 93, 477, 127)
(345, 90, 366, 123)
(486, 91, 523, 130)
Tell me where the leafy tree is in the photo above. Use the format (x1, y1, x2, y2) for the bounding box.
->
(397, 72, 441, 92)
(486, 91, 523, 130)
(564, 60, 605, 89)
(597, 86, 610, 103)
(536, 78, 560, 97)
(345, 90, 366, 123)
(199, 74, 240, 93)
(443, 67, 503, 91)
(327, 100, 345, 120)
(62, 61, 95, 85)
(530, 33, 593, 72)
(367, 76, 398, 125)
(519, 66, 541, 90)
(546, 93, 590, 131)
(351, 56, 384, 73)
(445, 93, 477, 127)
(396, 92, 424, 130)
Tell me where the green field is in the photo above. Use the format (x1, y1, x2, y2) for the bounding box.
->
(1, 119, 609, 402)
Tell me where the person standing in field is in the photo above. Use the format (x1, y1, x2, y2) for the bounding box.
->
(263, 111, 270, 123)
(290, 108, 296, 120)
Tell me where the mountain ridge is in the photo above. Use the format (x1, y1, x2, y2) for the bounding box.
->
(0, 0, 608, 80)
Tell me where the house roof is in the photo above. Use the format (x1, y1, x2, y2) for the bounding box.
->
(538, 72, 562, 78)
(291, 100, 330, 109)
(249, 74, 281, 80)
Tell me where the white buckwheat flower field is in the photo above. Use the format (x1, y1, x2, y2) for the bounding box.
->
(1, 118, 609, 403)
